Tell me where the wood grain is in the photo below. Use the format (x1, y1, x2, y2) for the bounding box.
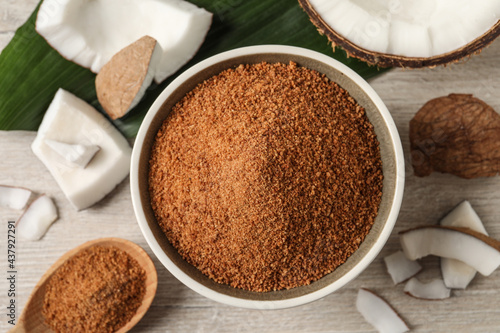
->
(1, 2, 500, 332)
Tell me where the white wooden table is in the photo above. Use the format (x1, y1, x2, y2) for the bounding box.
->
(1, 1, 500, 332)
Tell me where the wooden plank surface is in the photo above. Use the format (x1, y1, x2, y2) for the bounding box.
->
(1, 1, 500, 332)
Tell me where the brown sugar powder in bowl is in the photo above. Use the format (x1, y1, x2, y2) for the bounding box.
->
(149, 62, 383, 292)
(42, 245, 146, 332)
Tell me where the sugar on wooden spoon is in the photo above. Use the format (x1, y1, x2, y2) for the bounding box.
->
(8, 237, 157, 333)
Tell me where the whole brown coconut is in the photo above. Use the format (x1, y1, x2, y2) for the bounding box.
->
(410, 94, 500, 178)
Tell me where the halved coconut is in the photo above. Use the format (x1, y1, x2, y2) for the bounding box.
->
(384, 250, 422, 285)
(440, 201, 488, 289)
(400, 225, 500, 276)
(299, 0, 500, 67)
(0, 185, 32, 210)
(96, 36, 162, 119)
(16, 195, 58, 241)
(356, 288, 409, 333)
(404, 278, 451, 300)
(36, 0, 212, 83)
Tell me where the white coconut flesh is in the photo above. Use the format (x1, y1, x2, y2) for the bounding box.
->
(0, 185, 32, 210)
(32, 89, 132, 211)
(45, 139, 100, 168)
(356, 288, 409, 333)
(384, 250, 422, 285)
(400, 226, 500, 276)
(440, 201, 488, 289)
(306, 0, 500, 58)
(36, 0, 212, 83)
(404, 278, 451, 300)
(16, 195, 58, 241)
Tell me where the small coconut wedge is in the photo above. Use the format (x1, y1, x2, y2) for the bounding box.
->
(96, 36, 162, 120)
(45, 139, 100, 168)
(440, 201, 488, 289)
(400, 225, 500, 276)
(404, 278, 451, 300)
(0, 185, 32, 210)
(356, 288, 409, 333)
(299, 0, 500, 68)
(16, 195, 58, 241)
(36, 0, 212, 83)
(384, 251, 422, 285)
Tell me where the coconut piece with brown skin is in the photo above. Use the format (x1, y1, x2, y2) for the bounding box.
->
(35, 0, 212, 83)
(409, 94, 500, 178)
(400, 225, 500, 276)
(96, 36, 162, 120)
(298, 0, 500, 68)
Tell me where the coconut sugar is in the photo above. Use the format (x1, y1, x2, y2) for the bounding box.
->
(149, 62, 383, 292)
(43, 245, 146, 332)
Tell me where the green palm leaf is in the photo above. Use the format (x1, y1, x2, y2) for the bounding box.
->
(0, 0, 387, 138)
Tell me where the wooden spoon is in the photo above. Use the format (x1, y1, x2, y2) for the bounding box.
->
(8, 237, 158, 333)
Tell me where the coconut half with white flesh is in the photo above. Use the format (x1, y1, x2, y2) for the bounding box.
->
(36, 0, 212, 83)
(400, 225, 500, 276)
(298, 0, 500, 67)
(440, 201, 488, 289)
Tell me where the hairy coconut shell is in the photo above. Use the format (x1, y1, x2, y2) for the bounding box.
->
(298, 0, 500, 68)
(410, 94, 500, 178)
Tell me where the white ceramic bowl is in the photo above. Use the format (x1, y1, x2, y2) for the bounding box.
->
(131, 45, 404, 309)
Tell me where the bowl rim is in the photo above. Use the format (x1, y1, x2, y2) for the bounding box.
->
(131, 45, 405, 309)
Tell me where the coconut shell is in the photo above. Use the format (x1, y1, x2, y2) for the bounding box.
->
(410, 94, 500, 178)
(298, 0, 500, 68)
(96, 36, 158, 120)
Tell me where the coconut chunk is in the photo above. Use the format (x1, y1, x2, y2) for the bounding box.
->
(32, 89, 132, 210)
(400, 225, 500, 276)
(0, 185, 32, 210)
(440, 201, 488, 289)
(356, 288, 409, 333)
(45, 139, 100, 168)
(440, 201, 487, 234)
(96, 36, 162, 119)
(16, 195, 58, 241)
(404, 278, 451, 300)
(384, 251, 422, 285)
(36, 0, 212, 83)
